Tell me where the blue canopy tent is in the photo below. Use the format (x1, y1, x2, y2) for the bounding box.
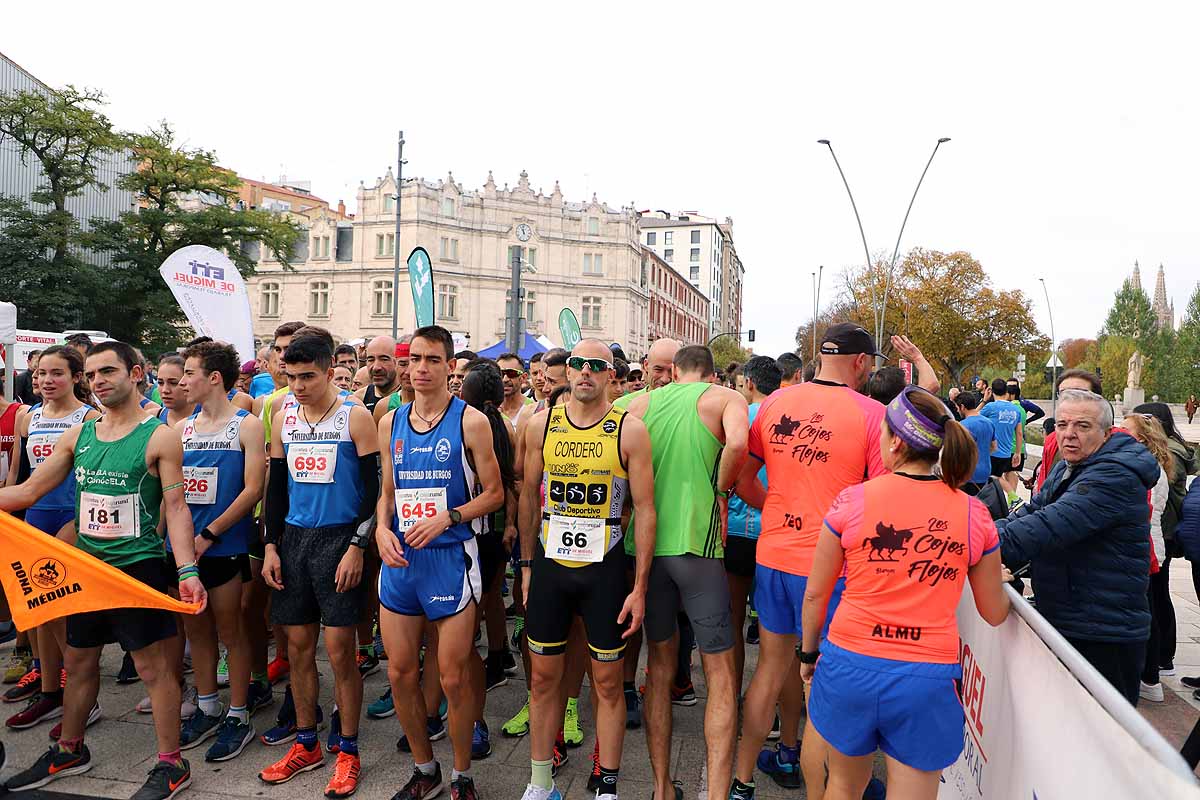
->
(477, 333, 549, 362)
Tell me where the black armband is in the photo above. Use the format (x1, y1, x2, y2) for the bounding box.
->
(265, 457, 288, 545)
(17, 436, 31, 484)
(356, 453, 380, 525)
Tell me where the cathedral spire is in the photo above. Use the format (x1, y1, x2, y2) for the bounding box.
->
(1153, 263, 1173, 330)
(1131, 259, 1142, 292)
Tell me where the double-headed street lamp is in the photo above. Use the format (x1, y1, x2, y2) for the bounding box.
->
(818, 137, 950, 367)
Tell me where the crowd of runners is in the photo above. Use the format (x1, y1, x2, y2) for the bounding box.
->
(0, 320, 1029, 800)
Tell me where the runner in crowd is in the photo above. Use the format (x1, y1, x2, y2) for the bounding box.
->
(625, 344, 748, 800)
(4, 346, 99, 732)
(376, 326, 504, 800)
(175, 342, 266, 762)
(801, 386, 1010, 800)
(449, 352, 477, 398)
(156, 355, 198, 429)
(980, 378, 1023, 487)
(334, 345, 360, 374)
(519, 339, 656, 800)
(527, 353, 547, 402)
(355, 336, 401, 415)
(496, 354, 534, 430)
(607, 361, 628, 403)
(1, 341, 208, 800)
(332, 365, 354, 392)
(731, 323, 888, 800)
(259, 333, 378, 798)
(956, 391, 997, 497)
(775, 353, 803, 388)
(624, 364, 645, 394)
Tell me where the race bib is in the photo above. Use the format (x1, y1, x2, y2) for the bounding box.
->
(287, 443, 337, 483)
(26, 434, 56, 467)
(80, 492, 139, 539)
(183, 466, 218, 505)
(394, 487, 448, 532)
(546, 515, 606, 563)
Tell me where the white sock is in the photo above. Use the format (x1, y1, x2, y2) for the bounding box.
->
(417, 760, 437, 776)
(227, 704, 249, 723)
(198, 691, 221, 717)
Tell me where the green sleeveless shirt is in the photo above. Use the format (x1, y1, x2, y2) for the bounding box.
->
(74, 416, 165, 568)
(637, 381, 724, 559)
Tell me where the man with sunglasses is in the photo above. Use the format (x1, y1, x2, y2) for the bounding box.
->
(519, 340, 656, 800)
(497, 353, 535, 429)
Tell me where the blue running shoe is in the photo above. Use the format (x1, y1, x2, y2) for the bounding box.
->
(204, 716, 255, 762)
(247, 681, 274, 716)
(397, 715, 447, 752)
(438, 696, 448, 721)
(326, 708, 341, 753)
(180, 708, 223, 750)
(757, 742, 801, 789)
(367, 687, 395, 719)
(471, 719, 492, 760)
(728, 778, 755, 800)
(519, 785, 562, 800)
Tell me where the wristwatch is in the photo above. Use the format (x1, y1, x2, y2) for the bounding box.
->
(199, 527, 219, 543)
(518, 559, 533, 568)
(448, 508, 463, 526)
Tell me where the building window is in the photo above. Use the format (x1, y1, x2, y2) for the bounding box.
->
(583, 253, 603, 275)
(587, 216, 600, 235)
(372, 280, 393, 316)
(664, 231, 673, 245)
(690, 266, 700, 282)
(691, 229, 701, 244)
(442, 197, 455, 217)
(309, 281, 330, 317)
(646, 231, 656, 245)
(383, 194, 394, 212)
(664, 249, 673, 263)
(527, 247, 536, 268)
(439, 237, 459, 261)
(438, 284, 458, 320)
(690, 248, 700, 262)
(261, 282, 280, 317)
(311, 236, 330, 259)
(581, 296, 601, 328)
(525, 291, 537, 323)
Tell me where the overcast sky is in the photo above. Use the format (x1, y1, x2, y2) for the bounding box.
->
(7, 1, 1199, 357)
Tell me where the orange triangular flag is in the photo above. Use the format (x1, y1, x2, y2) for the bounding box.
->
(0, 510, 201, 631)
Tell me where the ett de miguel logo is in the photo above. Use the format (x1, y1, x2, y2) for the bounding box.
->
(175, 259, 237, 294)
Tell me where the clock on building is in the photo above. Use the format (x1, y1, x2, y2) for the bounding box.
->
(516, 223, 532, 242)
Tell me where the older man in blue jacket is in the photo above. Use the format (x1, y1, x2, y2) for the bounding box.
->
(999, 389, 1160, 705)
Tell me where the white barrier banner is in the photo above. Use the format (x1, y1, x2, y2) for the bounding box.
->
(159, 245, 254, 363)
(940, 590, 1198, 798)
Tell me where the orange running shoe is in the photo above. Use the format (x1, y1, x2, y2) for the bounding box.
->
(266, 656, 290, 685)
(259, 741, 324, 784)
(324, 751, 361, 798)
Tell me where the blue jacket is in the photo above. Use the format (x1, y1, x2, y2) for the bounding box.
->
(1176, 480, 1200, 563)
(998, 432, 1158, 643)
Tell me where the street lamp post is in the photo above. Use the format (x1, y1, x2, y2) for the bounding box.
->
(811, 265, 823, 362)
(818, 138, 950, 367)
(390, 130, 406, 339)
(1039, 277, 1057, 417)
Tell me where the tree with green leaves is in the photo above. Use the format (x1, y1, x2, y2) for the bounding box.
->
(0, 86, 122, 329)
(709, 335, 751, 373)
(86, 123, 300, 352)
(1100, 278, 1156, 344)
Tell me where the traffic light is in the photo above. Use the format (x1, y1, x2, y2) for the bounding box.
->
(748, 329, 756, 343)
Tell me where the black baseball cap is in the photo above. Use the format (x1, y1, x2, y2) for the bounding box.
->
(819, 323, 886, 358)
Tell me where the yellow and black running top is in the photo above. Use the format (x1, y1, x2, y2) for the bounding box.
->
(539, 404, 629, 568)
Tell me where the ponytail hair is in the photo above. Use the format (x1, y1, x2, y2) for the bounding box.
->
(460, 359, 517, 495)
(38, 345, 91, 405)
(891, 387, 977, 490)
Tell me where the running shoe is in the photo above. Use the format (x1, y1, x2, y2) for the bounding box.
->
(1140, 681, 1165, 702)
(267, 655, 290, 685)
(502, 649, 519, 676)
(563, 697, 583, 747)
(247, 680, 275, 715)
(450, 774, 478, 800)
(505, 603, 518, 619)
(205, 716, 255, 762)
(180, 708, 224, 750)
(357, 650, 381, 678)
(261, 687, 324, 746)
(671, 681, 697, 707)
(117, 651, 140, 684)
(3, 743, 93, 791)
(587, 741, 602, 793)
(324, 751, 361, 798)
(373, 620, 386, 661)
(767, 713, 781, 741)
(438, 696, 448, 720)
(367, 687, 395, 719)
(756, 742, 801, 789)
(132, 758, 191, 800)
(181, 685, 198, 717)
(746, 617, 760, 646)
(49, 701, 101, 740)
(485, 658, 508, 692)
(3, 667, 41, 703)
(216, 649, 229, 687)
(397, 715, 447, 752)
(259, 741, 325, 784)
(502, 694, 531, 737)
(327, 708, 341, 753)
(1160, 662, 1177, 677)
(624, 686, 642, 729)
(511, 615, 525, 650)
(728, 778, 755, 800)
(472, 719, 492, 760)
(6, 691, 63, 729)
(3, 647, 31, 684)
(1182, 675, 1200, 690)
(392, 764, 444, 800)
(181, 654, 193, 676)
(519, 785, 562, 800)
(551, 738, 569, 777)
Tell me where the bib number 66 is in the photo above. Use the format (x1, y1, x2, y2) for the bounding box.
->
(560, 529, 589, 549)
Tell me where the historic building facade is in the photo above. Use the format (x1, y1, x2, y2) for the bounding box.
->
(646, 247, 709, 345)
(245, 170, 651, 355)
